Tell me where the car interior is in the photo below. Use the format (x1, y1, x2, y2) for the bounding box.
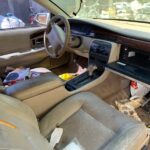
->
(0, 0, 150, 150)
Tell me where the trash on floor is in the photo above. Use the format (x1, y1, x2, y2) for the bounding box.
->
(130, 81, 150, 97)
(129, 80, 150, 114)
(115, 97, 144, 121)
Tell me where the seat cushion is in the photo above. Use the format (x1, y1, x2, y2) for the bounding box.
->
(0, 94, 51, 150)
(4, 72, 63, 100)
(39, 92, 148, 150)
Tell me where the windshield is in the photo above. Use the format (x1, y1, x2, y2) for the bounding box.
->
(76, 0, 150, 22)
(52, 0, 150, 23)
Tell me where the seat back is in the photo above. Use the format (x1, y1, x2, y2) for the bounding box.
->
(0, 94, 50, 150)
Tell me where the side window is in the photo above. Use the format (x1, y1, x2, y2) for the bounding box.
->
(0, 0, 50, 29)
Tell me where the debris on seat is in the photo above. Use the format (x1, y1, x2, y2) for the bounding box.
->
(49, 128, 63, 149)
(31, 67, 50, 78)
(2, 66, 50, 86)
(3, 67, 30, 86)
(59, 73, 77, 81)
(59, 65, 87, 81)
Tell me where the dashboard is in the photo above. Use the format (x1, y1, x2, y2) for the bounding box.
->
(68, 18, 150, 87)
(69, 19, 150, 51)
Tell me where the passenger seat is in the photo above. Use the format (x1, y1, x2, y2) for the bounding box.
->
(0, 92, 149, 150)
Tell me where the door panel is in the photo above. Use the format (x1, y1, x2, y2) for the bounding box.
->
(0, 26, 49, 72)
(0, 26, 70, 73)
(0, 48, 48, 73)
(0, 27, 46, 55)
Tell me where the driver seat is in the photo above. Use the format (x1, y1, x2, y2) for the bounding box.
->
(0, 92, 148, 150)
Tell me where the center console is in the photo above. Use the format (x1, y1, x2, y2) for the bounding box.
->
(65, 40, 112, 91)
(89, 40, 112, 69)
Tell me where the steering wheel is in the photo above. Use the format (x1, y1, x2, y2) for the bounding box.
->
(44, 15, 70, 58)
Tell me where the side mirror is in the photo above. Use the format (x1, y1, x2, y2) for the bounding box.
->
(34, 13, 50, 25)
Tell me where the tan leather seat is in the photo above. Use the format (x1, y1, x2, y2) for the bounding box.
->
(0, 92, 148, 150)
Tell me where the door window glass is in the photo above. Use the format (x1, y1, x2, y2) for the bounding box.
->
(0, 0, 50, 29)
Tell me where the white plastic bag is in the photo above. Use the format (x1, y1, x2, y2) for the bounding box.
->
(130, 81, 150, 97)
(0, 14, 25, 29)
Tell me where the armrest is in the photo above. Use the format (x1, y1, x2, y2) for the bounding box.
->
(4, 72, 64, 100)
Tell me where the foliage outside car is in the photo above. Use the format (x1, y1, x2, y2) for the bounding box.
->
(76, 0, 150, 22)
(0, 0, 149, 30)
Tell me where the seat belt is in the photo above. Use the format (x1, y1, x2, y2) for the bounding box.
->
(49, 128, 63, 149)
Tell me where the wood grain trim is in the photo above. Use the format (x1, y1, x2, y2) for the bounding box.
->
(92, 29, 150, 52)
(117, 36, 150, 52)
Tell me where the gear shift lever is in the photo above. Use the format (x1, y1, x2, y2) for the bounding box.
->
(88, 65, 97, 76)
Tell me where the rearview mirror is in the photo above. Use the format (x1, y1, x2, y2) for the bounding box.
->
(34, 13, 50, 25)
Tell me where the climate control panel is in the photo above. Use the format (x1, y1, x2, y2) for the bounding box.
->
(89, 40, 112, 69)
